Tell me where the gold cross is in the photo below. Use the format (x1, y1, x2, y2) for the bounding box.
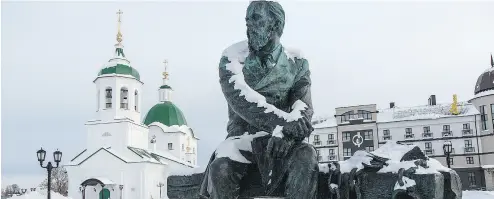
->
(116, 9, 123, 43)
(162, 59, 169, 79)
(117, 9, 123, 23)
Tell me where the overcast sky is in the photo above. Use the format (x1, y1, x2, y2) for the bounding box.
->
(2, 0, 494, 185)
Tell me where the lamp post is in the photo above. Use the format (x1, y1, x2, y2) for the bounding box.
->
(119, 185, 124, 199)
(443, 141, 453, 168)
(157, 182, 164, 199)
(36, 148, 62, 199)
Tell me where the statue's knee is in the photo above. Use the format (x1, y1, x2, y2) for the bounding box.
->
(294, 144, 317, 163)
(209, 158, 233, 178)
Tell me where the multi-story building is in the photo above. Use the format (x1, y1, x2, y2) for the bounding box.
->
(310, 57, 494, 191)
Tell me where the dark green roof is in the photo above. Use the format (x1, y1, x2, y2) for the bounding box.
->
(97, 47, 140, 80)
(160, 85, 172, 89)
(144, 101, 187, 126)
(98, 63, 140, 80)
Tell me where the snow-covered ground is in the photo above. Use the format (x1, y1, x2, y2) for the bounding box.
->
(7, 190, 494, 199)
(463, 191, 494, 199)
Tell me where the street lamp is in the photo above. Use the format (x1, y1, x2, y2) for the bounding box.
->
(119, 185, 124, 199)
(157, 182, 164, 198)
(36, 148, 62, 199)
(443, 141, 453, 168)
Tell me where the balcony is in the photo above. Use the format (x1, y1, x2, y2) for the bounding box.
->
(313, 141, 321, 146)
(422, 132, 433, 138)
(424, 149, 435, 155)
(442, 131, 453, 137)
(383, 135, 392, 140)
(327, 140, 336, 145)
(464, 147, 476, 153)
(328, 155, 337, 160)
(462, 129, 473, 135)
(404, 134, 415, 139)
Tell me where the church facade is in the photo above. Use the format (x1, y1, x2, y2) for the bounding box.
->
(64, 10, 198, 199)
(310, 56, 494, 191)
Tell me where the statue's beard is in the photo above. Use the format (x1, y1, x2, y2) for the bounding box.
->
(247, 29, 271, 52)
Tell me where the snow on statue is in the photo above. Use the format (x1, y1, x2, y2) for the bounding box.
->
(199, 1, 318, 199)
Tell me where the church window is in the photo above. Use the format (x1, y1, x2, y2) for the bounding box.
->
(168, 143, 173, 150)
(105, 88, 112, 108)
(120, 88, 129, 109)
(182, 144, 185, 151)
(134, 90, 139, 111)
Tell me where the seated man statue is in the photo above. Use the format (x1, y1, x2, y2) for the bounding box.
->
(199, 1, 318, 199)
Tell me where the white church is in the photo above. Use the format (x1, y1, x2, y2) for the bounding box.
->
(64, 10, 199, 199)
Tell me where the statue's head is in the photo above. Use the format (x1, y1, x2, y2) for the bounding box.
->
(246, 1, 285, 52)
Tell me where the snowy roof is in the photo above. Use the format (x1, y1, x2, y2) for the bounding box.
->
(312, 101, 479, 128)
(128, 146, 196, 168)
(377, 102, 479, 123)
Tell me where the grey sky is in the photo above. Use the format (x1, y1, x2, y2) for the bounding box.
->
(2, 1, 494, 181)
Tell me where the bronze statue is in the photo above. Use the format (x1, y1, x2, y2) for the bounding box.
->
(199, 1, 318, 198)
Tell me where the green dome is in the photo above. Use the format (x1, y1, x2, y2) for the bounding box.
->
(160, 85, 172, 89)
(97, 46, 140, 80)
(144, 101, 187, 126)
(98, 63, 140, 80)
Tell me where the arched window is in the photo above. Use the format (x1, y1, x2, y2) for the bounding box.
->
(134, 90, 139, 111)
(97, 90, 100, 111)
(105, 88, 112, 108)
(120, 88, 128, 109)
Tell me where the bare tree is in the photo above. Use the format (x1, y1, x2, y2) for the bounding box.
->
(39, 167, 69, 196)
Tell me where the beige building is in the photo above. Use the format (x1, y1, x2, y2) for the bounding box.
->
(310, 56, 494, 190)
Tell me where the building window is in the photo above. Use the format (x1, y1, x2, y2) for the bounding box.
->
(328, 149, 335, 160)
(466, 157, 474, 164)
(423, 126, 432, 138)
(357, 110, 372, 120)
(134, 90, 139, 111)
(363, 131, 373, 140)
(463, 123, 470, 130)
(383, 129, 391, 140)
(464, 140, 475, 153)
(182, 144, 185, 151)
(424, 142, 433, 155)
(341, 111, 353, 122)
(327, 134, 335, 145)
(343, 132, 351, 142)
(449, 157, 454, 165)
(491, 104, 494, 130)
(120, 88, 129, 109)
(343, 148, 352, 157)
(405, 128, 414, 139)
(365, 146, 374, 152)
(442, 125, 451, 136)
(468, 172, 476, 186)
(313, 135, 321, 145)
(425, 142, 432, 149)
(168, 143, 173, 150)
(105, 88, 112, 108)
(480, 105, 487, 130)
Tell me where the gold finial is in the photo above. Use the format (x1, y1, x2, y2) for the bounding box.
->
(450, 94, 459, 115)
(162, 59, 169, 80)
(186, 137, 191, 153)
(116, 9, 123, 43)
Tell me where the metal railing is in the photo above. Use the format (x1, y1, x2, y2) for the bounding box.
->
(442, 131, 453, 137)
(422, 132, 433, 138)
(404, 134, 415, 139)
(462, 129, 473, 135)
(464, 147, 476, 153)
(383, 135, 392, 140)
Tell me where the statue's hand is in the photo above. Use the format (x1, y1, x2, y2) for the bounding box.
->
(283, 116, 313, 140)
(267, 137, 295, 159)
